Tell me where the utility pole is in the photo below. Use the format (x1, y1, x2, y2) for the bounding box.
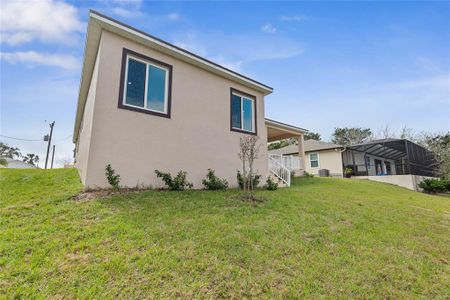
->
(44, 121, 55, 169)
(51, 145, 55, 169)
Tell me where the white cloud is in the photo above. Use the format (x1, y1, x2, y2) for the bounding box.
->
(111, 7, 143, 18)
(167, 13, 180, 21)
(172, 30, 303, 72)
(0, 0, 84, 46)
(111, 0, 142, 6)
(279, 15, 308, 22)
(0, 51, 80, 70)
(261, 23, 277, 34)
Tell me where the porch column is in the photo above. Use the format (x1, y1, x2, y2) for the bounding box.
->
(298, 134, 306, 170)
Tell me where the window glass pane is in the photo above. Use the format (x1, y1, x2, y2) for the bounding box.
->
(231, 94, 242, 129)
(125, 58, 146, 107)
(311, 160, 319, 168)
(243, 98, 253, 132)
(310, 153, 318, 161)
(147, 65, 166, 112)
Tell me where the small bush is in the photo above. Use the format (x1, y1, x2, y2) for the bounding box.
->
(105, 164, 120, 189)
(418, 178, 450, 193)
(344, 167, 353, 178)
(265, 176, 278, 191)
(0, 158, 8, 167)
(155, 170, 193, 190)
(303, 171, 314, 178)
(236, 170, 261, 190)
(202, 169, 228, 190)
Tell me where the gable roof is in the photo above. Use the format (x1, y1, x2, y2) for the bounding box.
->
(268, 140, 344, 155)
(304, 140, 344, 152)
(73, 10, 273, 143)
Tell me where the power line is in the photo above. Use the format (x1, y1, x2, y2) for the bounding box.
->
(55, 134, 73, 141)
(0, 135, 41, 142)
(0, 134, 72, 142)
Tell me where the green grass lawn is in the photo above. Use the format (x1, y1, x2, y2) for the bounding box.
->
(1, 169, 449, 298)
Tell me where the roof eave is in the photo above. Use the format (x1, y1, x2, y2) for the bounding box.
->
(265, 118, 309, 134)
(73, 11, 274, 143)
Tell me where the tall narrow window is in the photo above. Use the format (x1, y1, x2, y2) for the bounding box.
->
(119, 49, 172, 117)
(147, 65, 166, 112)
(231, 94, 242, 129)
(230, 89, 256, 134)
(242, 98, 253, 132)
(310, 153, 319, 168)
(125, 58, 146, 107)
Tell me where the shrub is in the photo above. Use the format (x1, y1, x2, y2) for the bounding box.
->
(202, 169, 228, 190)
(105, 164, 120, 189)
(303, 171, 314, 178)
(236, 170, 261, 190)
(418, 178, 450, 193)
(155, 170, 193, 190)
(344, 167, 353, 178)
(265, 176, 278, 191)
(0, 158, 8, 167)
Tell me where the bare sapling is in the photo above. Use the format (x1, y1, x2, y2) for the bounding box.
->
(238, 136, 261, 192)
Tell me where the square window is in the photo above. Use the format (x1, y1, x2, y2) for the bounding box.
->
(119, 49, 172, 117)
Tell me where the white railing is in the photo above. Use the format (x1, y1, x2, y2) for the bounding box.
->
(269, 155, 291, 187)
(269, 154, 303, 171)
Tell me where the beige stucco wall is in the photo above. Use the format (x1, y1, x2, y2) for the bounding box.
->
(75, 43, 101, 184)
(75, 30, 268, 189)
(305, 149, 343, 177)
(353, 175, 434, 191)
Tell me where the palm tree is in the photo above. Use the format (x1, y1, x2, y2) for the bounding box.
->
(23, 154, 39, 166)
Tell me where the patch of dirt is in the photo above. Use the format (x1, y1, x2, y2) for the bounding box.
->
(72, 187, 152, 201)
(231, 193, 268, 206)
(340, 220, 353, 227)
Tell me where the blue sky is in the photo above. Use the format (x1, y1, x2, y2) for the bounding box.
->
(1, 0, 449, 167)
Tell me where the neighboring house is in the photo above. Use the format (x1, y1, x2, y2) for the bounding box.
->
(0, 157, 38, 169)
(269, 140, 345, 177)
(269, 138, 438, 190)
(73, 11, 307, 189)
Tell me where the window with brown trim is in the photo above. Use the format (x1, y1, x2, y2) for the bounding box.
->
(118, 48, 172, 118)
(230, 88, 257, 135)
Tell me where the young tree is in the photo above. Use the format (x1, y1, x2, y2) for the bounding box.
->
(304, 131, 321, 141)
(399, 126, 419, 143)
(23, 154, 39, 166)
(0, 142, 21, 158)
(376, 124, 395, 139)
(331, 127, 373, 146)
(238, 136, 261, 191)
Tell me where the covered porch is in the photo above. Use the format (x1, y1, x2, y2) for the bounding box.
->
(265, 118, 308, 186)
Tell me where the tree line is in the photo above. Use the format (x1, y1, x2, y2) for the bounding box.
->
(0, 142, 40, 167)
